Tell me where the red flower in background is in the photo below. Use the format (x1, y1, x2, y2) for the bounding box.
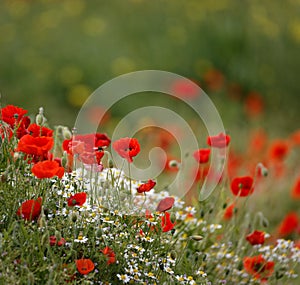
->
(63, 133, 111, 154)
(16, 197, 42, 221)
(32, 160, 64, 179)
(243, 255, 274, 280)
(193, 148, 211, 164)
(203, 68, 225, 92)
(63, 133, 110, 165)
(79, 150, 104, 165)
(137, 179, 156, 194)
(207, 133, 230, 148)
(223, 203, 235, 220)
(244, 92, 264, 117)
(268, 140, 290, 162)
(101, 246, 116, 265)
(1, 105, 30, 138)
(113, 137, 140, 163)
(17, 134, 54, 158)
(75, 259, 94, 275)
(161, 211, 175, 232)
(249, 129, 267, 154)
(231, 176, 254, 197)
(27, 123, 53, 137)
(246, 230, 265, 245)
(67, 192, 87, 207)
(171, 79, 199, 99)
(49, 235, 66, 247)
(290, 129, 300, 147)
(291, 177, 300, 199)
(277, 212, 299, 237)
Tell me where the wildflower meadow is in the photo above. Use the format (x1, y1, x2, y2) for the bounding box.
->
(0, 101, 299, 285)
(1, 1, 300, 285)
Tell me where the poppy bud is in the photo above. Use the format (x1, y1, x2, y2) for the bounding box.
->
(61, 151, 68, 168)
(170, 213, 176, 223)
(36, 107, 46, 126)
(170, 250, 177, 260)
(96, 228, 102, 238)
(261, 167, 268, 177)
(62, 127, 72, 140)
(108, 159, 114, 168)
(262, 217, 269, 228)
(71, 213, 78, 223)
(168, 160, 180, 168)
(191, 235, 204, 241)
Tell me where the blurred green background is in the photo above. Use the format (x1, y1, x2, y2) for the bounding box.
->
(0, 0, 300, 134)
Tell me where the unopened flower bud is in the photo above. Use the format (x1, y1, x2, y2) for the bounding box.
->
(191, 235, 204, 241)
(61, 151, 68, 168)
(36, 107, 47, 126)
(170, 213, 176, 223)
(108, 159, 114, 168)
(96, 228, 102, 238)
(261, 217, 269, 228)
(168, 160, 180, 168)
(170, 250, 177, 260)
(62, 127, 72, 140)
(71, 213, 78, 223)
(13, 152, 21, 160)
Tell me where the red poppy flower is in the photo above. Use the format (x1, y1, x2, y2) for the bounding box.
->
(156, 197, 175, 212)
(231, 176, 254, 197)
(49, 235, 66, 247)
(171, 79, 199, 99)
(203, 68, 225, 92)
(113, 137, 140, 163)
(137, 179, 156, 194)
(32, 160, 64, 179)
(277, 212, 299, 237)
(16, 197, 42, 221)
(1, 105, 30, 138)
(207, 133, 230, 148)
(268, 140, 289, 161)
(63, 133, 111, 154)
(243, 255, 274, 280)
(27, 123, 53, 137)
(193, 148, 211, 164)
(101, 246, 116, 265)
(291, 176, 300, 199)
(161, 211, 175, 232)
(223, 203, 235, 220)
(17, 134, 54, 158)
(75, 259, 94, 275)
(249, 129, 267, 154)
(246, 230, 265, 245)
(79, 150, 104, 165)
(290, 129, 300, 146)
(67, 192, 87, 207)
(244, 92, 264, 117)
